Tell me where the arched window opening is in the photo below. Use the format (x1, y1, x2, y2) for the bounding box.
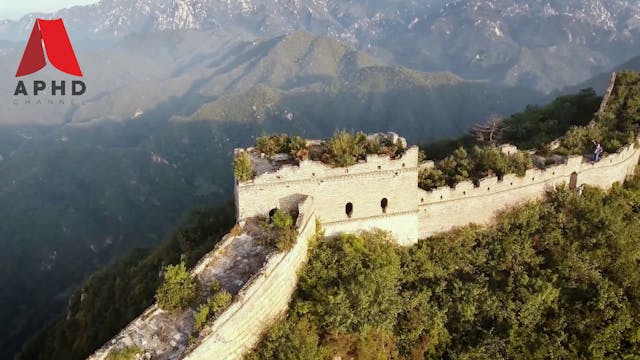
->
(268, 208, 277, 221)
(345, 202, 353, 218)
(380, 198, 388, 213)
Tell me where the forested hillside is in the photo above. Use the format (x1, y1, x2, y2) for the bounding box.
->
(17, 204, 235, 360)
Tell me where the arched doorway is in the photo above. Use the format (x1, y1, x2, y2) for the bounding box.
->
(569, 172, 578, 190)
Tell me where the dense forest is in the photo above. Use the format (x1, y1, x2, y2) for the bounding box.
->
(18, 204, 235, 360)
(248, 172, 640, 359)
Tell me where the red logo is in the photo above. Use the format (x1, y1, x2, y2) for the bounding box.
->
(16, 18, 83, 77)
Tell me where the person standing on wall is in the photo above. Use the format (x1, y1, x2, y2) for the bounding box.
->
(593, 141, 603, 162)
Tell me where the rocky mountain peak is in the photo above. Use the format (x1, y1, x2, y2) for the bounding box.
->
(2, 0, 640, 91)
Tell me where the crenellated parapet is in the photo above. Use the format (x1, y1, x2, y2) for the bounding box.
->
(237, 146, 419, 187)
(235, 142, 421, 243)
(417, 138, 640, 237)
(235, 131, 640, 245)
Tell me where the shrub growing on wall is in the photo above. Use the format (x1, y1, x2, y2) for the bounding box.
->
(193, 288, 232, 332)
(255, 134, 308, 159)
(418, 167, 446, 190)
(324, 130, 367, 167)
(271, 209, 294, 230)
(418, 146, 533, 190)
(155, 262, 200, 313)
(105, 346, 142, 360)
(259, 210, 298, 252)
(255, 134, 287, 157)
(233, 152, 253, 182)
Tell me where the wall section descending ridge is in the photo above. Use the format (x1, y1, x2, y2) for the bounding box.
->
(185, 196, 317, 360)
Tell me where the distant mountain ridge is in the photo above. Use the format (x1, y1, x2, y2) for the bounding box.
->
(0, 30, 543, 137)
(2, 0, 640, 91)
(572, 55, 640, 93)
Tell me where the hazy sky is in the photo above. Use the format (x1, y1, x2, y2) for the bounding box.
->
(0, 1, 98, 20)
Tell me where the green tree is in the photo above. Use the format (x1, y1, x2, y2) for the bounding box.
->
(105, 347, 142, 360)
(255, 134, 289, 157)
(418, 167, 446, 190)
(296, 230, 403, 333)
(233, 152, 253, 182)
(324, 130, 367, 167)
(193, 304, 210, 332)
(155, 261, 199, 313)
(246, 317, 324, 360)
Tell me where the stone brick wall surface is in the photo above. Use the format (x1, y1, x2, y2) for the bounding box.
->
(237, 139, 640, 243)
(236, 147, 421, 243)
(185, 196, 317, 360)
(418, 142, 640, 237)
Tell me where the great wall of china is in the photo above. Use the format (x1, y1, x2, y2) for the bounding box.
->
(235, 137, 640, 245)
(90, 73, 640, 360)
(88, 197, 318, 360)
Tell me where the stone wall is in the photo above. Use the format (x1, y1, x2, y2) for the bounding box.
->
(92, 136, 639, 360)
(87, 232, 240, 360)
(185, 196, 318, 360)
(323, 210, 418, 246)
(418, 140, 640, 238)
(236, 147, 420, 243)
(236, 139, 640, 244)
(597, 72, 618, 116)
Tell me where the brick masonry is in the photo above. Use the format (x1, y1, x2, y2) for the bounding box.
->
(236, 139, 640, 244)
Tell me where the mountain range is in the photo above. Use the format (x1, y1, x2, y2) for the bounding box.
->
(0, 29, 542, 140)
(3, 0, 640, 91)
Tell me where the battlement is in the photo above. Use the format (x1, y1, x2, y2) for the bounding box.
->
(418, 139, 640, 237)
(234, 132, 412, 183)
(235, 131, 640, 244)
(238, 146, 419, 187)
(234, 134, 420, 243)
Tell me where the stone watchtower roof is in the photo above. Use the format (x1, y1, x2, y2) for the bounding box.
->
(235, 132, 410, 178)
